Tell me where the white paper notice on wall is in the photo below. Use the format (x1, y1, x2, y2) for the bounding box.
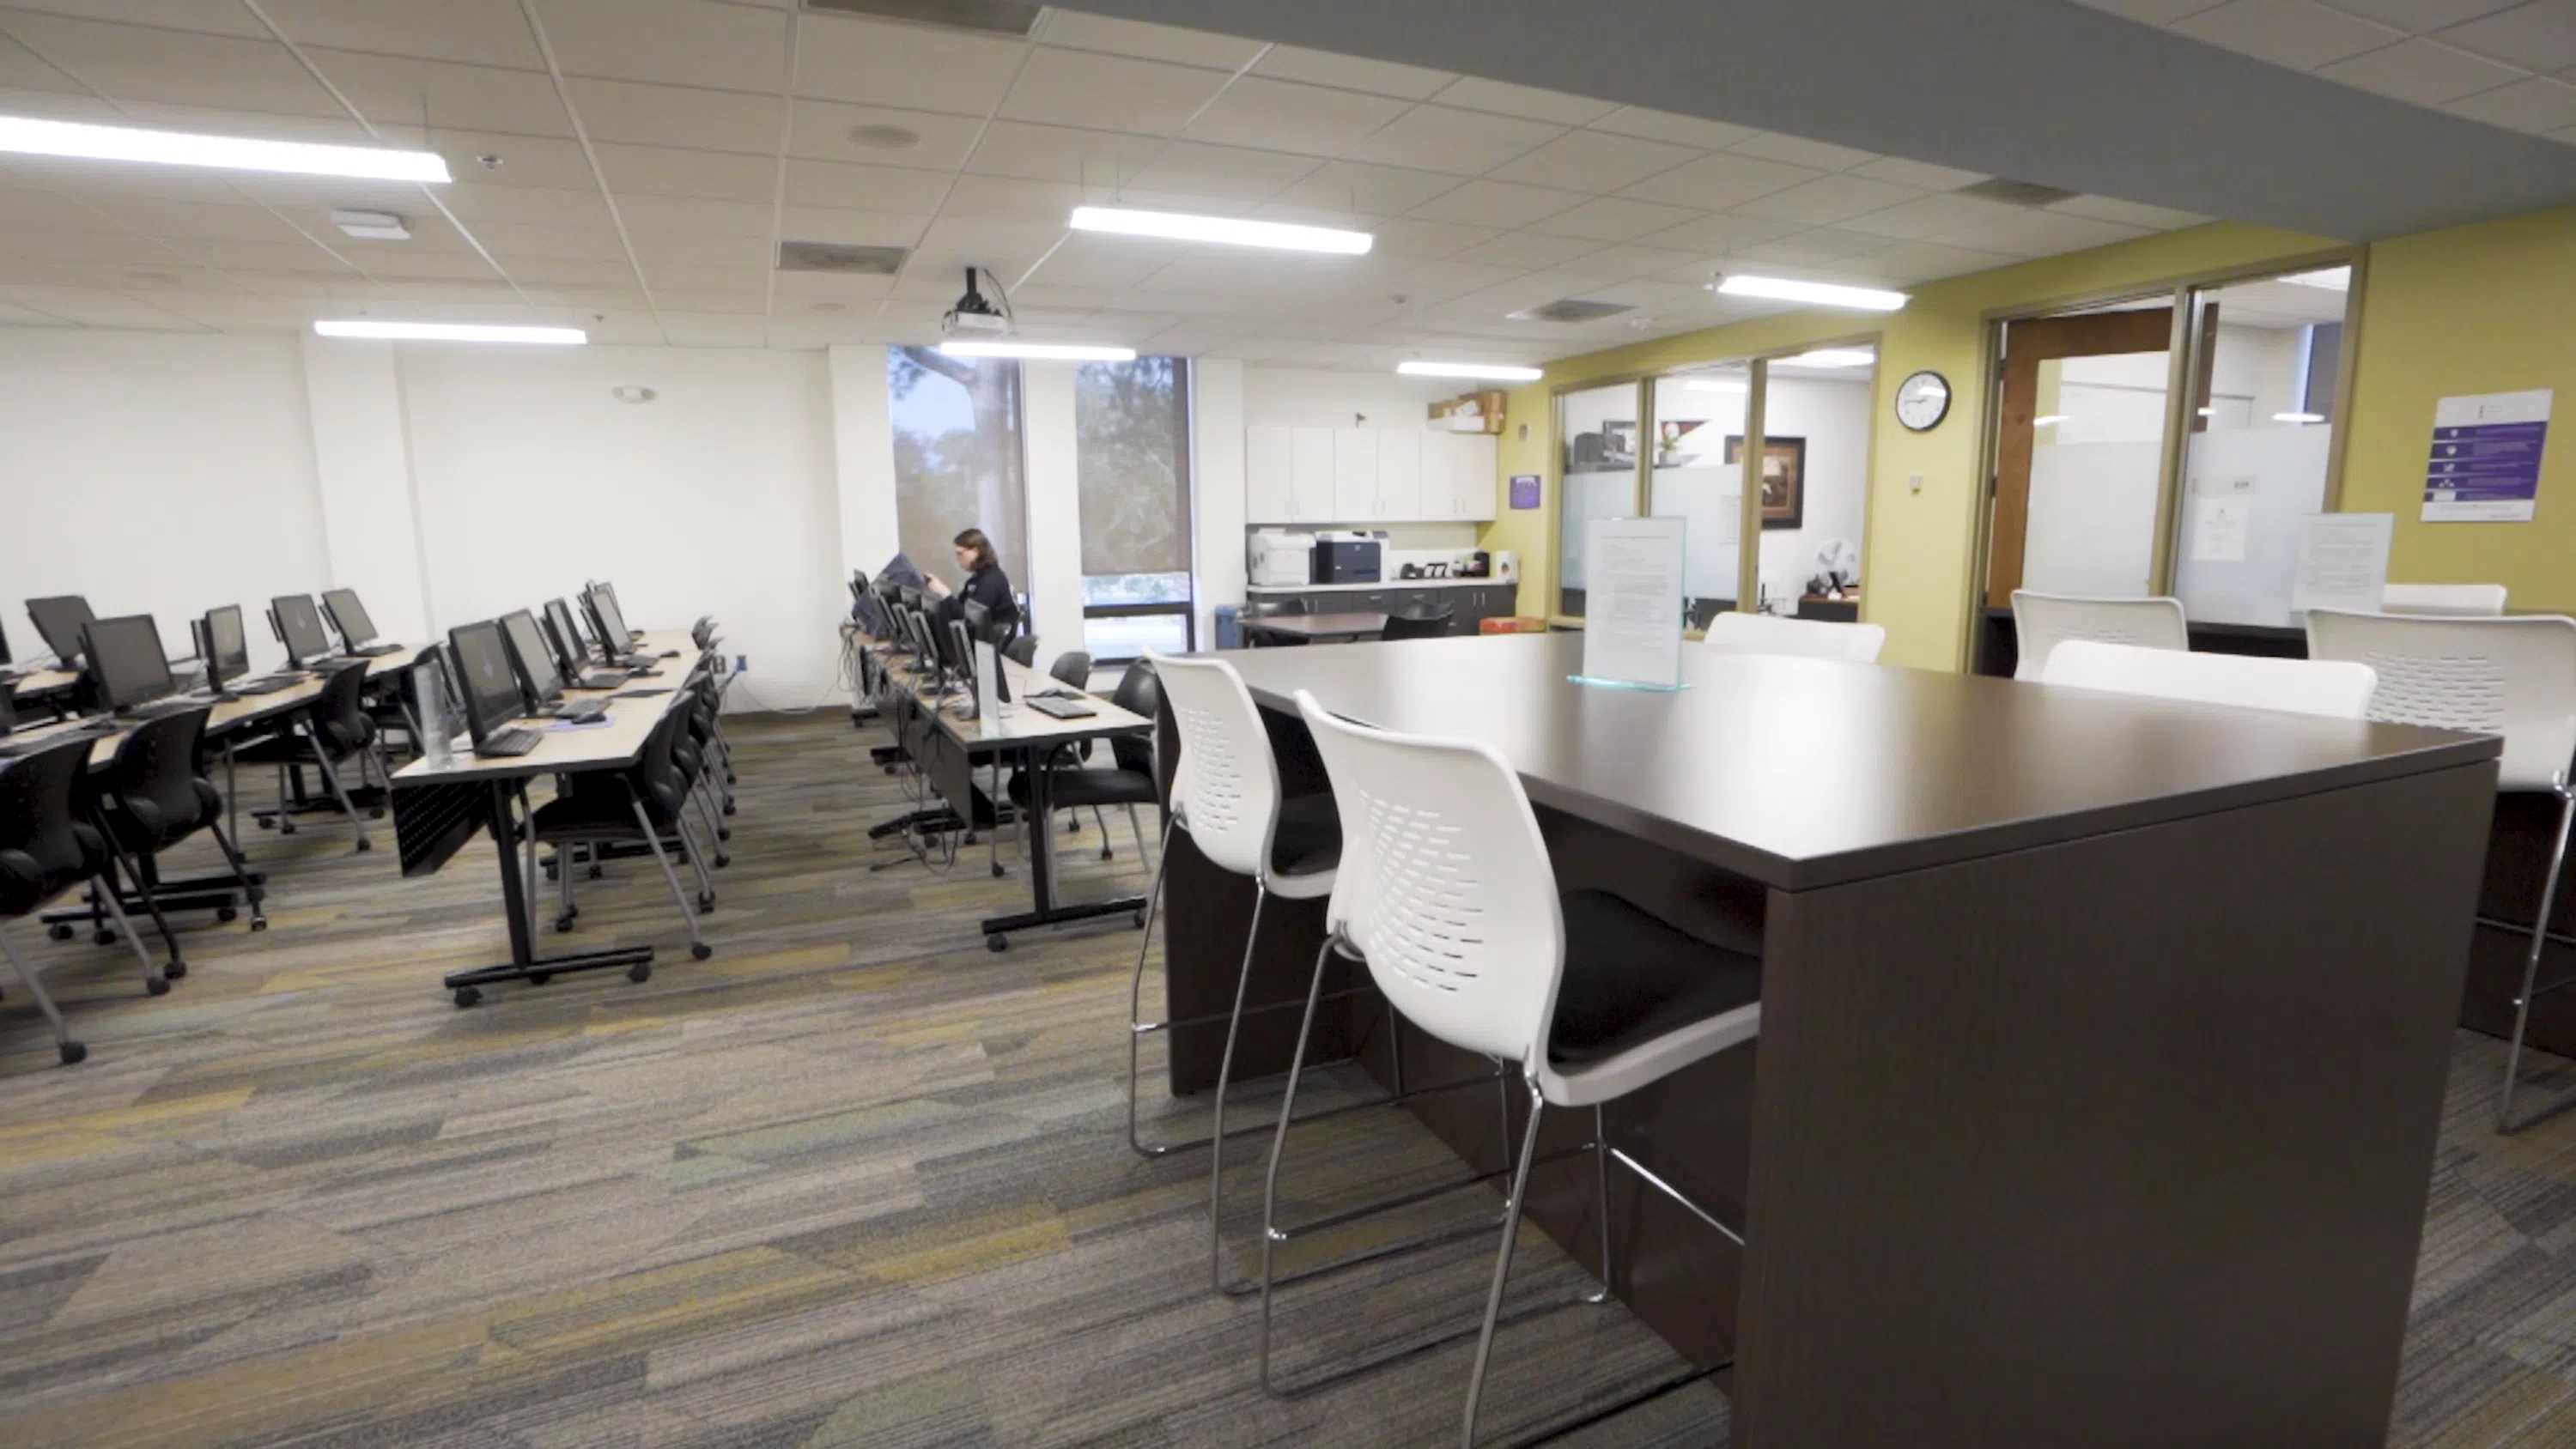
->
(1577, 517, 1686, 691)
(2422, 389, 2550, 522)
(2290, 512, 2393, 615)
(2187, 476, 2256, 562)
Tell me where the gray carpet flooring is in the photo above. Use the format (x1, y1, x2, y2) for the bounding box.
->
(0, 710, 2569, 1446)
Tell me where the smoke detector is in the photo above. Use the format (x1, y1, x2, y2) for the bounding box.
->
(331, 209, 409, 240)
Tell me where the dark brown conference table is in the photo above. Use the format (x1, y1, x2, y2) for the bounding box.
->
(1156, 631, 2497, 1447)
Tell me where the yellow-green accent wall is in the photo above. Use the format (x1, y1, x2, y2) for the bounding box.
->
(1480, 222, 2336, 668)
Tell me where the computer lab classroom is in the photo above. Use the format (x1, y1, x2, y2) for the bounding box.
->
(7, 2, 2576, 1445)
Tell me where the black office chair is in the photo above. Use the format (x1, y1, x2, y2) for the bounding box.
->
(1244, 597, 1310, 647)
(1010, 660, 1162, 865)
(227, 662, 387, 852)
(531, 707, 714, 960)
(1004, 635, 1039, 670)
(1382, 606, 1455, 641)
(89, 706, 268, 966)
(1, 735, 178, 1064)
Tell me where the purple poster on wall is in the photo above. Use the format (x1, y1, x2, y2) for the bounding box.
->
(2423, 389, 2551, 523)
(1509, 474, 1541, 510)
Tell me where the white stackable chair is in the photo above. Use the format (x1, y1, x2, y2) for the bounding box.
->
(2009, 590, 2189, 681)
(1132, 652, 1346, 1293)
(1702, 611, 1886, 663)
(2381, 583, 2508, 616)
(1268, 689, 1761, 1445)
(2306, 609, 2576, 1132)
(2040, 640, 2377, 720)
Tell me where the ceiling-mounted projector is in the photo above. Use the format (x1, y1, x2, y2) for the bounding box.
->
(941, 267, 1012, 338)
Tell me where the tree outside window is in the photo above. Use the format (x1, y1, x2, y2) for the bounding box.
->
(1075, 357, 1194, 660)
(889, 347, 1029, 597)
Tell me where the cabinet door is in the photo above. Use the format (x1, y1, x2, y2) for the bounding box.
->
(1332, 428, 1379, 521)
(1245, 426, 1294, 524)
(1375, 430, 1423, 520)
(1289, 427, 1334, 522)
(1416, 432, 1459, 520)
(1455, 433, 1500, 521)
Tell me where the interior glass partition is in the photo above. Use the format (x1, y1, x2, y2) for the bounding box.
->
(2016, 300, 2175, 599)
(1649, 365, 1747, 626)
(2168, 266, 2353, 626)
(1750, 347, 1874, 618)
(1557, 380, 1643, 618)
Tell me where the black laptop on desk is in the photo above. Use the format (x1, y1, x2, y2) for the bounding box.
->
(26, 595, 94, 671)
(501, 609, 605, 725)
(447, 622, 542, 758)
(544, 597, 628, 689)
(322, 588, 403, 658)
(194, 604, 301, 699)
(82, 615, 197, 721)
(270, 594, 344, 670)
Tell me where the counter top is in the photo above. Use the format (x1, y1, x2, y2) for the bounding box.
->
(1248, 577, 1505, 593)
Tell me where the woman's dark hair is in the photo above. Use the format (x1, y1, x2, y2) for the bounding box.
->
(953, 528, 998, 573)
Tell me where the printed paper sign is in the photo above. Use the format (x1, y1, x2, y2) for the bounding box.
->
(2423, 389, 2550, 522)
(1579, 518, 1686, 690)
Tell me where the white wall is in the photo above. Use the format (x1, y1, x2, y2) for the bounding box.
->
(399, 343, 845, 706)
(0, 330, 329, 670)
(1193, 359, 1247, 646)
(1753, 376, 1872, 603)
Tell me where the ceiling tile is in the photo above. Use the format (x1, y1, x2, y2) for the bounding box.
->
(71, 196, 306, 244)
(966, 121, 1161, 186)
(427, 130, 602, 191)
(1848, 155, 1989, 190)
(0, 13, 345, 117)
(2172, 0, 2409, 67)
(1587, 106, 1761, 150)
(1250, 45, 1455, 100)
(1733, 173, 1925, 225)
(2047, 194, 2210, 227)
(1619, 153, 1822, 209)
(260, 0, 544, 69)
(787, 99, 981, 173)
(612, 192, 777, 238)
(1405, 178, 1586, 228)
(0, 30, 84, 91)
(436, 182, 613, 227)
(902, 216, 1072, 277)
(310, 50, 574, 138)
(1937, 209, 2150, 256)
(1636, 211, 1807, 253)
(1017, 233, 1176, 288)
(1181, 76, 1412, 157)
(2317, 34, 2530, 100)
(458, 217, 632, 260)
(658, 312, 770, 345)
(1522, 194, 1704, 242)
(1361, 215, 1499, 258)
(2437, 0, 2576, 70)
(1127, 141, 1320, 199)
(592, 142, 778, 203)
(1449, 230, 1605, 270)
(1486, 130, 1702, 194)
(774, 206, 928, 248)
(996, 46, 1227, 136)
(1727, 132, 1880, 171)
(2069, 0, 2234, 23)
(1430, 76, 1618, 125)
(939, 173, 1083, 221)
(640, 261, 769, 292)
(1561, 244, 1701, 279)
(2442, 72, 2576, 126)
(563, 77, 782, 156)
(2331, 0, 2524, 26)
(1034, 9, 1263, 70)
(1832, 190, 2026, 240)
(781, 158, 952, 213)
(0, 2, 267, 39)
(112, 104, 378, 145)
(792, 11, 1024, 115)
(1272, 160, 1463, 215)
(532, 0, 787, 94)
(492, 255, 641, 287)
(1728, 226, 1894, 265)
(628, 230, 769, 270)
(1344, 105, 1564, 175)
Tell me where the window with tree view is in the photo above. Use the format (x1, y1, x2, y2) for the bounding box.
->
(1075, 356, 1193, 660)
(888, 345, 1029, 603)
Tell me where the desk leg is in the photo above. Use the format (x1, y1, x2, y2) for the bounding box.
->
(977, 741, 1145, 952)
(440, 779, 653, 1007)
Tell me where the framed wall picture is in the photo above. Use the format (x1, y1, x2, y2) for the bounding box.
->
(1726, 434, 1808, 530)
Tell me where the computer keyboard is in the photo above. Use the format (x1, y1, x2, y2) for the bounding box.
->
(473, 727, 544, 758)
(574, 670, 628, 689)
(233, 674, 301, 696)
(350, 642, 403, 657)
(128, 699, 203, 721)
(1028, 695, 1097, 720)
(553, 708, 608, 726)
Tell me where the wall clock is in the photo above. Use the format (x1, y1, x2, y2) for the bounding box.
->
(1895, 369, 1951, 432)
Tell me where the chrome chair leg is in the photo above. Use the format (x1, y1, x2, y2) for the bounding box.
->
(558, 840, 578, 927)
(307, 730, 368, 852)
(1125, 804, 1150, 871)
(1461, 1077, 1549, 1449)
(629, 798, 709, 959)
(0, 925, 77, 1060)
(204, 817, 264, 929)
(95, 876, 166, 993)
(1093, 805, 1113, 859)
(2501, 785, 2576, 1134)
(1586, 1103, 1612, 1304)
(1209, 881, 1269, 1294)
(1127, 812, 1184, 1157)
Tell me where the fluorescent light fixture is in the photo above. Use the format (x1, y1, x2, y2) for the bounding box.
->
(1397, 361, 1543, 381)
(1783, 348, 1876, 368)
(314, 319, 583, 344)
(2273, 411, 2325, 424)
(1070, 205, 1371, 255)
(938, 340, 1136, 361)
(2196, 407, 2214, 417)
(2277, 268, 2350, 292)
(2033, 414, 2070, 427)
(0, 115, 449, 182)
(1684, 378, 1747, 393)
(1716, 274, 1908, 311)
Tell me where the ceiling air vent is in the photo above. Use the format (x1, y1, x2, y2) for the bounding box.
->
(801, 0, 1041, 34)
(1509, 298, 1634, 324)
(778, 241, 908, 275)
(1958, 178, 2080, 208)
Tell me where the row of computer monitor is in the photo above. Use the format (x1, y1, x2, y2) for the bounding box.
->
(440, 585, 652, 749)
(860, 571, 1008, 705)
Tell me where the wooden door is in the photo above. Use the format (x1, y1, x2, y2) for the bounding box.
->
(1984, 307, 2176, 607)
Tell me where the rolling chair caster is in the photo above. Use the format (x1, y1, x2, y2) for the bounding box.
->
(249, 918, 268, 932)
(716, 827, 732, 841)
(723, 801, 736, 815)
(217, 906, 237, 923)
(94, 928, 116, 947)
(985, 933, 1007, 953)
(453, 986, 482, 1008)
(279, 819, 295, 836)
(527, 972, 551, 985)
(991, 862, 1005, 878)
(689, 944, 711, 961)
(1099, 842, 1114, 861)
(696, 893, 714, 914)
(146, 975, 170, 997)
(589, 864, 604, 880)
(714, 853, 731, 869)
(166, 960, 187, 979)
(355, 838, 372, 852)
(58, 1040, 87, 1065)
(48, 923, 72, 942)
(555, 915, 576, 933)
(629, 961, 654, 981)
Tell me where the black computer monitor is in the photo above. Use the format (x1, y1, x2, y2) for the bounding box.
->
(445, 621, 525, 746)
(544, 598, 592, 671)
(0, 610, 11, 668)
(585, 586, 633, 659)
(27, 595, 95, 665)
(82, 615, 173, 713)
(946, 618, 1011, 707)
(270, 594, 334, 668)
(200, 604, 250, 687)
(499, 609, 565, 712)
(320, 588, 378, 649)
(595, 579, 633, 639)
(963, 598, 999, 647)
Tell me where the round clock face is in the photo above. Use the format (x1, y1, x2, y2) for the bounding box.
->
(1895, 370, 1950, 432)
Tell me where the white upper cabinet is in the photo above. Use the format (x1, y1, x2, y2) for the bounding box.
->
(1246, 425, 1295, 523)
(1288, 427, 1335, 521)
(1376, 429, 1422, 520)
(1241, 426, 1495, 524)
(1453, 433, 1499, 521)
(1332, 427, 1380, 520)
